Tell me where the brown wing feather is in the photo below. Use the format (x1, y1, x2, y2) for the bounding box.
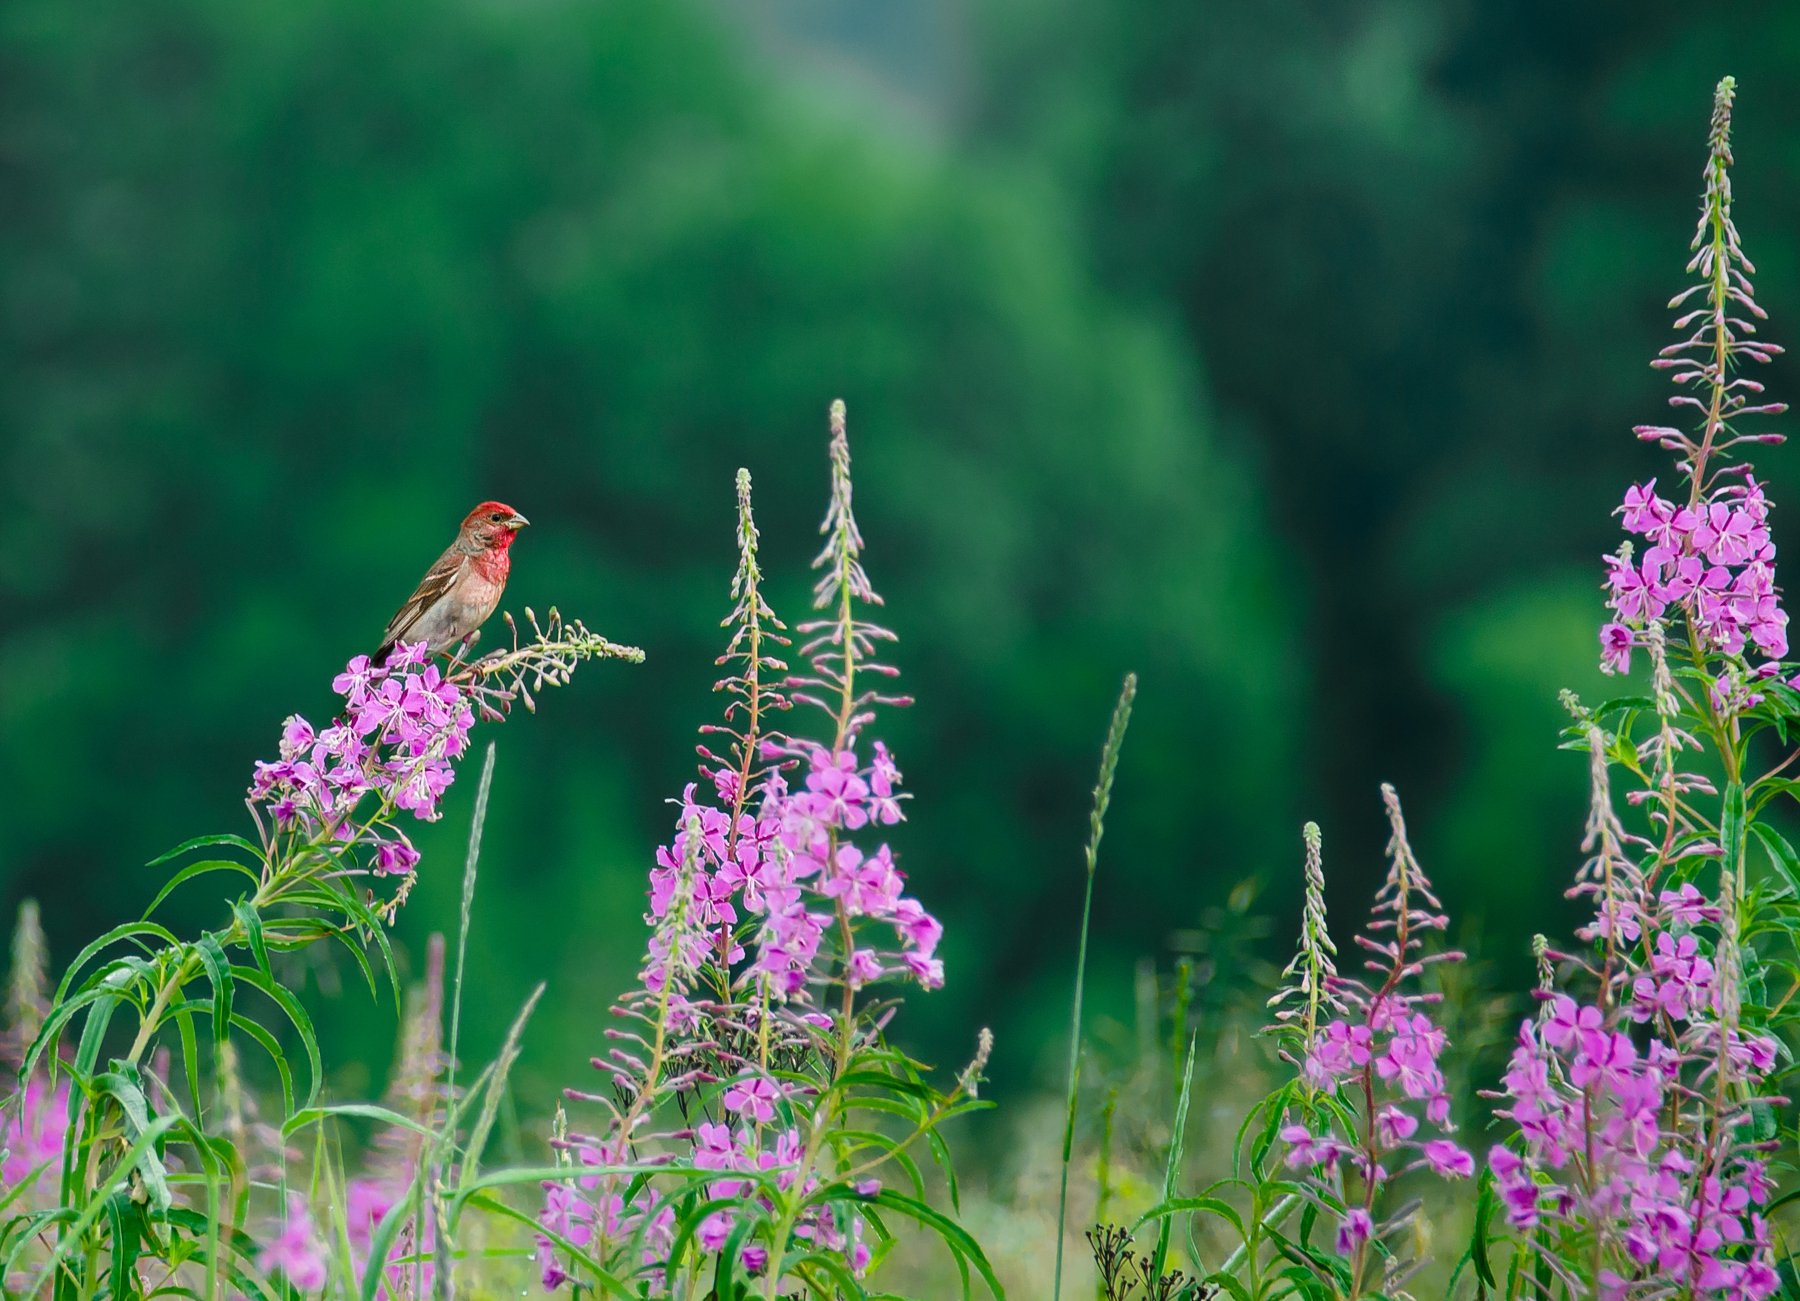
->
(377, 546, 467, 660)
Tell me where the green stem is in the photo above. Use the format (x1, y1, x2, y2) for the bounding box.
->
(1054, 676, 1136, 1301)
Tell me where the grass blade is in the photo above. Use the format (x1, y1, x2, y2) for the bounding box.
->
(447, 741, 496, 1109)
(1053, 672, 1136, 1301)
(459, 981, 544, 1192)
(1148, 1033, 1198, 1282)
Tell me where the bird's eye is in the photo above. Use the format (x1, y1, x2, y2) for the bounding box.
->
(489, 511, 505, 522)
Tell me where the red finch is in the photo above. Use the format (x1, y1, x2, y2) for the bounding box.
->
(376, 501, 529, 663)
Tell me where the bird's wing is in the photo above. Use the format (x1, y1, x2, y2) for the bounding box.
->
(378, 546, 467, 658)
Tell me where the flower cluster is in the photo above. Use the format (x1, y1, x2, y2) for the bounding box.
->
(541, 412, 965, 1297)
(1489, 940, 1779, 1295)
(248, 641, 473, 877)
(1277, 787, 1470, 1280)
(0, 902, 67, 1206)
(538, 1124, 874, 1291)
(1601, 476, 1786, 672)
(1, 1074, 70, 1198)
(257, 1195, 329, 1291)
(1487, 704, 1781, 1297)
(644, 740, 940, 1005)
(1599, 76, 1789, 679)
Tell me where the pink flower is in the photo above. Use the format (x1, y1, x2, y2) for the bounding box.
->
(253, 649, 476, 873)
(1304, 1019, 1373, 1086)
(1334, 1208, 1373, 1255)
(1281, 1124, 1337, 1170)
(258, 1194, 328, 1291)
(1376, 1106, 1417, 1146)
(1542, 996, 1601, 1051)
(1660, 883, 1720, 927)
(722, 1073, 781, 1124)
(1, 1075, 71, 1191)
(1600, 623, 1634, 675)
(1423, 1139, 1474, 1178)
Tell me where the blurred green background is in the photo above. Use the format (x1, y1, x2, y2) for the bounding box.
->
(5, 0, 1800, 1130)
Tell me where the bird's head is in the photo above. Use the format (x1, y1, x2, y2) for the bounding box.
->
(460, 501, 530, 551)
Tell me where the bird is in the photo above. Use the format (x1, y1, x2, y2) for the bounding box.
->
(376, 501, 529, 664)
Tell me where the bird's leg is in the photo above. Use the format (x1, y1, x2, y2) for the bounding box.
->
(444, 630, 481, 672)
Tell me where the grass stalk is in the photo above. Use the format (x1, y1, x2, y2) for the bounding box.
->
(1053, 673, 1137, 1301)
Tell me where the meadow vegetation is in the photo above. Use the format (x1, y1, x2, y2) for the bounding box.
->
(6, 75, 1800, 1301)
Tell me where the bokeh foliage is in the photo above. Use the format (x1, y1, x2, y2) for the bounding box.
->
(972, 0, 1800, 967)
(0, 0, 1296, 1107)
(9, 0, 1800, 1144)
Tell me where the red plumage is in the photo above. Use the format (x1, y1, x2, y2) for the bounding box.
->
(376, 501, 529, 662)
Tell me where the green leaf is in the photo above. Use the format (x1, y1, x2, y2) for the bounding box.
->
(229, 1012, 294, 1115)
(229, 965, 322, 1107)
(784, 1249, 867, 1299)
(21, 985, 116, 1086)
(324, 876, 402, 1008)
(142, 860, 261, 921)
(231, 899, 270, 979)
(177, 1007, 205, 1129)
(197, 935, 233, 1048)
(1750, 821, 1800, 895)
(1750, 778, 1800, 817)
(1723, 781, 1746, 871)
(1129, 1195, 1246, 1239)
(458, 981, 543, 1192)
(53, 920, 181, 1005)
(92, 1068, 174, 1211)
(926, 1129, 961, 1213)
(1150, 1033, 1198, 1282)
(867, 1189, 1003, 1299)
(1247, 1085, 1289, 1175)
(282, 1102, 440, 1143)
(147, 834, 263, 869)
(1470, 1168, 1499, 1289)
(105, 1194, 140, 1300)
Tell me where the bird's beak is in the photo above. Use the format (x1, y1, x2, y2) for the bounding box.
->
(506, 512, 530, 531)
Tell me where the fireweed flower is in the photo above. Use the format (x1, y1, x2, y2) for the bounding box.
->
(245, 610, 639, 911)
(1276, 788, 1468, 1295)
(249, 640, 473, 881)
(1266, 821, 1341, 1072)
(1486, 757, 1782, 1296)
(0, 1074, 70, 1197)
(1530, 85, 1792, 1291)
(1601, 79, 1790, 683)
(1545, 81, 1787, 1298)
(0, 902, 68, 1205)
(543, 424, 963, 1296)
(1602, 478, 1787, 667)
(257, 1194, 329, 1291)
(347, 936, 452, 1299)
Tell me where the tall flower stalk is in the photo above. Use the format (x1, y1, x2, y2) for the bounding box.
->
(540, 407, 994, 1300)
(1267, 821, 1338, 1077)
(8, 611, 639, 1293)
(1482, 76, 1789, 1300)
(1277, 787, 1470, 1298)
